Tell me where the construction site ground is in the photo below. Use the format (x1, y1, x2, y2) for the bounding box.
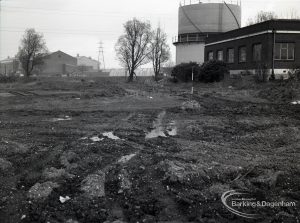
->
(0, 76, 299, 223)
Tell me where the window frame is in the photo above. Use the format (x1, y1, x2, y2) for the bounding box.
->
(274, 42, 295, 61)
(227, 48, 235, 64)
(252, 43, 262, 62)
(238, 46, 247, 63)
(217, 50, 224, 61)
(208, 51, 214, 61)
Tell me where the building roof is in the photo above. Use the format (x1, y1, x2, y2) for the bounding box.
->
(77, 56, 99, 63)
(206, 19, 300, 44)
(44, 50, 76, 59)
(0, 57, 18, 63)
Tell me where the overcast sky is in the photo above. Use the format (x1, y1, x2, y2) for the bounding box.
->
(0, 0, 299, 68)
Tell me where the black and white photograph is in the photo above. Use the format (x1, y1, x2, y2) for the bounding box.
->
(0, 0, 299, 222)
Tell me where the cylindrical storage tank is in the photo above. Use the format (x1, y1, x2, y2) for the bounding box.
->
(179, 3, 241, 35)
(174, 1, 241, 65)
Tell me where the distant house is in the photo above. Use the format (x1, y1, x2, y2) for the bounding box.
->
(0, 57, 20, 75)
(77, 54, 99, 71)
(205, 20, 300, 79)
(40, 50, 77, 75)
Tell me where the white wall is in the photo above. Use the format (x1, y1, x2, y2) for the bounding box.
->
(176, 43, 205, 65)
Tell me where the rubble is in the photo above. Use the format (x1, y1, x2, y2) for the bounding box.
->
(118, 154, 137, 164)
(103, 132, 121, 140)
(42, 167, 74, 180)
(159, 160, 206, 184)
(0, 158, 13, 172)
(90, 136, 104, 142)
(81, 171, 106, 198)
(181, 100, 201, 110)
(118, 169, 132, 191)
(59, 196, 71, 203)
(60, 151, 79, 170)
(28, 181, 59, 200)
(251, 170, 285, 188)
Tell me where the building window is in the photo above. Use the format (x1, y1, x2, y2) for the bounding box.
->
(217, 50, 223, 61)
(253, 43, 262, 62)
(239, 46, 247, 63)
(208, 51, 214, 60)
(275, 43, 295, 60)
(227, 48, 234, 63)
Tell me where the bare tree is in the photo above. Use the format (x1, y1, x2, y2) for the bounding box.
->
(115, 18, 152, 82)
(283, 9, 300, 19)
(247, 11, 278, 26)
(18, 28, 48, 77)
(149, 26, 171, 81)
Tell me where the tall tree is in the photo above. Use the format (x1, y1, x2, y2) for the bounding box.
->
(149, 26, 170, 81)
(247, 11, 278, 25)
(18, 28, 48, 77)
(115, 18, 152, 81)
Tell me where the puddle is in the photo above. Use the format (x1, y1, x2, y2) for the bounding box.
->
(145, 127, 166, 139)
(102, 132, 121, 140)
(146, 111, 167, 139)
(0, 92, 14, 97)
(146, 111, 178, 139)
(118, 153, 137, 163)
(90, 136, 104, 142)
(291, 101, 300, 105)
(51, 116, 72, 122)
(167, 121, 177, 136)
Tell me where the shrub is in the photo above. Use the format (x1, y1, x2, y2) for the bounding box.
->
(288, 68, 300, 81)
(0, 74, 18, 83)
(171, 62, 200, 82)
(198, 60, 228, 82)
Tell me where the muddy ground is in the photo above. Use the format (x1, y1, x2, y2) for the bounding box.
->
(0, 76, 299, 223)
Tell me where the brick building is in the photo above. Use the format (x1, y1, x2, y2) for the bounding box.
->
(205, 20, 300, 78)
(40, 50, 77, 75)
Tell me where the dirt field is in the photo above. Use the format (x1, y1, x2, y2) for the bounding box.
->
(0, 76, 299, 223)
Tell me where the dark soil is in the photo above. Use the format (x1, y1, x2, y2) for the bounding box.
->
(0, 77, 299, 223)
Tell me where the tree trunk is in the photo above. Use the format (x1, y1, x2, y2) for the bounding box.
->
(26, 59, 30, 77)
(128, 70, 134, 82)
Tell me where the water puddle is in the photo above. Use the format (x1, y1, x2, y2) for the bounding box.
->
(90, 136, 104, 142)
(291, 101, 300, 105)
(166, 121, 177, 136)
(118, 153, 137, 163)
(145, 111, 167, 139)
(51, 116, 72, 122)
(145, 111, 178, 139)
(102, 132, 121, 140)
(0, 92, 14, 97)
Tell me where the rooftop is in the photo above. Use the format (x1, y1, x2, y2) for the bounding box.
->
(206, 19, 300, 44)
